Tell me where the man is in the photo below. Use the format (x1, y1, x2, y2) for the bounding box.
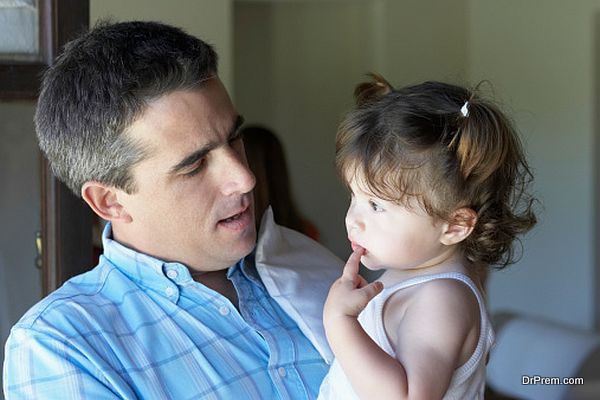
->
(3, 21, 330, 399)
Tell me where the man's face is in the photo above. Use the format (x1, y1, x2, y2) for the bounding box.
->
(116, 78, 256, 272)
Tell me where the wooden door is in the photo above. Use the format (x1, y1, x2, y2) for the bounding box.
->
(0, 0, 92, 295)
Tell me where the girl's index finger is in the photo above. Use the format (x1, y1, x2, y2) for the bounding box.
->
(342, 246, 364, 279)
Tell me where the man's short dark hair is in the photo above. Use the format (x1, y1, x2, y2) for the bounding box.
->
(35, 20, 218, 195)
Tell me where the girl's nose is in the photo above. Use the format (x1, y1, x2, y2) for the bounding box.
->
(345, 207, 364, 234)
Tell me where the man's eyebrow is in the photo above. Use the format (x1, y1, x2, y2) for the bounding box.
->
(228, 115, 245, 141)
(169, 144, 214, 175)
(168, 115, 245, 175)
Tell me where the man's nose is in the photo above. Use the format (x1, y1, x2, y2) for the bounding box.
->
(220, 150, 256, 196)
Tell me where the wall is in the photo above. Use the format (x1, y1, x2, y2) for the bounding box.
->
(469, 0, 600, 330)
(376, 0, 469, 85)
(0, 102, 41, 396)
(90, 0, 234, 92)
(236, 0, 373, 257)
(235, 0, 468, 258)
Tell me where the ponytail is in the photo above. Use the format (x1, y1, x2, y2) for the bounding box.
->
(450, 97, 509, 185)
(450, 92, 537, 267)
(354, 73, 393, 106)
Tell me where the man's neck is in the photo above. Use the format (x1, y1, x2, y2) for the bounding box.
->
(110, 223, 240, 306)
(191, 269, 239, 309)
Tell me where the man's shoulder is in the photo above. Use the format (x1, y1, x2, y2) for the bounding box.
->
(13, 260, 118, 331)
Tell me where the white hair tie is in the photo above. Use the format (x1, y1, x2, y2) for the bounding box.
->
(460, 101, 469, 117)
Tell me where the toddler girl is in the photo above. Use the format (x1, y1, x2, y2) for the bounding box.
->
(318, 75, 537, 399)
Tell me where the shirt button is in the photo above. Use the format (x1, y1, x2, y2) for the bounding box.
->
(277, 367, 286, 377)
(166, 269, 178, 279)
(165, 287, 175, 297)
(219, 306, 230, 316)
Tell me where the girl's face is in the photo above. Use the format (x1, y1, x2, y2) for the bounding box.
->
(345, 172, 452, 272)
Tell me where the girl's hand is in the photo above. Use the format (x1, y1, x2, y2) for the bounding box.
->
(323, 247, 383, 323)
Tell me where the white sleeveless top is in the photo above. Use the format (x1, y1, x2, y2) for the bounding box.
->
(318, 272, 495, 400)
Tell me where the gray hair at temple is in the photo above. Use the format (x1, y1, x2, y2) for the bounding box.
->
(35, 20, 218, 196)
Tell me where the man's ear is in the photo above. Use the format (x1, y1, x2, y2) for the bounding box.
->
(440, 207, 477, 246)
(81, 181, 132, 223)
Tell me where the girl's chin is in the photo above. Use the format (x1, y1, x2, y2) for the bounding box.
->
(359, 255, 384, 271)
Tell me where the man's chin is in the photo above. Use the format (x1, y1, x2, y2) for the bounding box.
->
(230, 229, 257, 260)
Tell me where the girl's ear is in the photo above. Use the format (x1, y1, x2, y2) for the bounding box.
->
(81, 181, 132, 223)
(440, 207, 477, 246)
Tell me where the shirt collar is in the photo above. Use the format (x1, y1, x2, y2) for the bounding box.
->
(101, 223, 256, 300)
(102, 222, 165, 278)
(231, 250, 262, 285)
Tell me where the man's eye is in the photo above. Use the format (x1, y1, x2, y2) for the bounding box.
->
(184, 160, 205, 177)
(369, 200, 384, 212)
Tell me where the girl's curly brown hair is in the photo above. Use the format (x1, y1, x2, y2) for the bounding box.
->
(336, 74, 537, 268)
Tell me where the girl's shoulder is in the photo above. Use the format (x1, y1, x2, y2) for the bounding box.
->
(382, 273, 481, 347)
(380, 273, 488, 387)
(408, 276, 480, 313)
(386, 273, 481, 317)
(383, 270, 482, 305)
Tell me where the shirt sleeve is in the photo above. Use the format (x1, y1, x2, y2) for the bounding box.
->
(3, 326, 125, 400)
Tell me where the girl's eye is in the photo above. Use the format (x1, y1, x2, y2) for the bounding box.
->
(369, 200, 384, 212)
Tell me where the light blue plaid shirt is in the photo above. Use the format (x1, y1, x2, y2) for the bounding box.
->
(3, 224, 328, 399)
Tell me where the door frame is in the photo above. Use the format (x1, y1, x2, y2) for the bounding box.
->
(40, 0, 92, 295)
(0, 0, 92, 295)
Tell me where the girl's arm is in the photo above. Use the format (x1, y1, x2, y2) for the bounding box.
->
(323, 248, 478, 399)
(323, 248, 406, 398)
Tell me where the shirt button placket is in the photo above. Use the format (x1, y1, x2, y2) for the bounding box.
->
(277, 367, 286, 378)
(219, 305, 230, 316)
(166, 269, 178, 280)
